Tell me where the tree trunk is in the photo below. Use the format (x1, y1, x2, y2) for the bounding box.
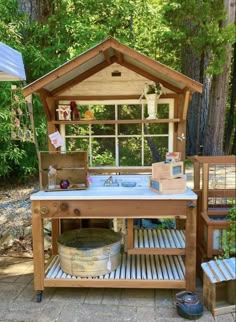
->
(224, 43, 236, 154)
(18, 0, 55, 21)
(181, 46, 202, 156)
(203, 0, 235, 155)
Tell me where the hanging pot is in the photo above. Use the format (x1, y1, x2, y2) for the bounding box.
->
(145, 93, 160, 119)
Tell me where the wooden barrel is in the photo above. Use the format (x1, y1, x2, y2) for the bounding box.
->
(57, 228, 122, 277)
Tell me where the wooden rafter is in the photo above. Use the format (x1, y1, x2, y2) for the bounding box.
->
(114, 49, 123, 64)
(182, 88, 191, 120)
(23, 37, 202, 98)
(23, 40, 112, 97)
(102, 48, 112, 64)
(38, 89, 53, 121)
(109, 38, 203, 93)
(51, 60, 110, 96)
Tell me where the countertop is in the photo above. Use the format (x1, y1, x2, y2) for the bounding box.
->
(31, 175, 197, 201)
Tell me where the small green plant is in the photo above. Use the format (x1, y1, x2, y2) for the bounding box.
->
(220, 206, 236, 258)
(145, 82, 162, 95)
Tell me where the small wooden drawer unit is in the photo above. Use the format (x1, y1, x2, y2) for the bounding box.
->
(39, 151, 88, 191)
(152, 161, 183, 179)
(149, 176, 186, 194)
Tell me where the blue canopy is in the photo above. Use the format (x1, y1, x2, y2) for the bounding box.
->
(0, 42, 26, 81)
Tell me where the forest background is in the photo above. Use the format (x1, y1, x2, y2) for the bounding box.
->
(0, 0, 235, 182)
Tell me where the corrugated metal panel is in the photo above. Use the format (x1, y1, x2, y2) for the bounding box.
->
(125, 55, 185, 91)
(46, 254, 185, 280)
(0, 42, 26, 81)
(201, 257, 236, 283)
(45, 52, 105, 92)
(133, 228, 185, 249)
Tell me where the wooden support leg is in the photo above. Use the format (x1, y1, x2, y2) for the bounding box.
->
(51, 219, 60, 255)
(32, 201, 45, 292)
(185, 201, 197, 291)
(127, 219, 134, 250)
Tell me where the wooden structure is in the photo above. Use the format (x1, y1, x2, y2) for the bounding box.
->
(23, 38, 202, 300)
(189, 156, 236, 274)
(31, 186, 197, 301)
(39, 151, 88, 191)
(201, 257, 236, 316)
(23, 36, 202, 160)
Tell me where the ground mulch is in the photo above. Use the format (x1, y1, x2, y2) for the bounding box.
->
(0, 180, 39, 257)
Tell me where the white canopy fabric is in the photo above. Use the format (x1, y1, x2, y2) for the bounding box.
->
(0, 42, 26, 81)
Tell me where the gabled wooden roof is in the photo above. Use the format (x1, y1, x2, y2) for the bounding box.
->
(23, 36, 202, 97)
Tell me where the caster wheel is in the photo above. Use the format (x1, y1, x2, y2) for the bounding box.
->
(36, 291, 43, 302)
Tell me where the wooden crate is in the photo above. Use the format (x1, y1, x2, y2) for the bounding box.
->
(152, 161, 183, 179)
(200, 211, 230, 258)
(202, 258, 236, 316)
(149, 175, 186, 194)
(39, 151, 88, 191)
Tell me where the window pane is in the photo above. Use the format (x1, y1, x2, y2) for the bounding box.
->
(92, 124, 115, 135)
(119, 137, 142, 166)
(92, 138, 115, 166)
(66, 138, 89, 152)
(118, 123, 142, 135)
(118, 104, 142, 120)
(66, 124, 89, 136)
(144, 137, 168, 165)
(144, 123, 168, 135)
(93, 104, 115, 120)
(157, 104, 169, 118)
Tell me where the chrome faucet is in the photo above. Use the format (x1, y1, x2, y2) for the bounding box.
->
(104, 176, 119, 186)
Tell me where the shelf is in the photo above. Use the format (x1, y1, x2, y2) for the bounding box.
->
(52, 118, 180, 125)
(128, 229, 185, 255)
(44, 254, 185, 288)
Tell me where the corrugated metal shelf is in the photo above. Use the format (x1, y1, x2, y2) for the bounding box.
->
(128, 229, 185, 255)
(44, 253, 185, 288)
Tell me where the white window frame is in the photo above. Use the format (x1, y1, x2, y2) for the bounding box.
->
(60, 98, 174, 167)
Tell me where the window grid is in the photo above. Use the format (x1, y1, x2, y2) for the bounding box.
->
(63, 99, 174, 167)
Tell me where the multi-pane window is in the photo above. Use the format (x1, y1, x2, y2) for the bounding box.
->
(60, 99, 174, 167)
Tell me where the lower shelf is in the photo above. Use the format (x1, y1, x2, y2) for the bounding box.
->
(43, 254, 186, 289)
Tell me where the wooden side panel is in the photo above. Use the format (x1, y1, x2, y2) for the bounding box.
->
(39, 151, 88, 190)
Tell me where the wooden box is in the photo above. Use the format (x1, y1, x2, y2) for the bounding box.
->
(56, 104, 71, 120)
(149, 175, 186, 194)
(202, 258, 236, 316)
(152, 161, 183, 179)
(200, 211, 230, 258)
(39, 151, 88, 191)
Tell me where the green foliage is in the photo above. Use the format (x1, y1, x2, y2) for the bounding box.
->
(221, 206, 236, 259)
(160, 0, 236, 74)
(0, 0, 234, 181)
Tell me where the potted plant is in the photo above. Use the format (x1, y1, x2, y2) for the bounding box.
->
(143, 82, 163, 119)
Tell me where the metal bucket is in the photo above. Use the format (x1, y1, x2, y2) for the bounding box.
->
(57, 228, 122, 277)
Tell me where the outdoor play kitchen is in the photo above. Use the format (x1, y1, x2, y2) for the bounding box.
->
(23, 37, 235, 316)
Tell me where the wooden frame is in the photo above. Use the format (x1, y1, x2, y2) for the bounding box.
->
(189, 156, 235, 264)
(31, 192, 197, 295)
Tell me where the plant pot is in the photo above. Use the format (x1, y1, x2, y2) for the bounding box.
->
(145, 93, 160, 119)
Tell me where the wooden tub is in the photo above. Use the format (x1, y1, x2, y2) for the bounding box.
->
(57, 228, 122, 277)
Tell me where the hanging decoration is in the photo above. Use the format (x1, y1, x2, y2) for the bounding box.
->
(10, 86, 34, 142)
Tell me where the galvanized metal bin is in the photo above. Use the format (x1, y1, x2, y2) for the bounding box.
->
(57, 228, 122, 277)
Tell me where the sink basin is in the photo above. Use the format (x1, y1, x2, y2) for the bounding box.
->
(121, 181, 136, 187)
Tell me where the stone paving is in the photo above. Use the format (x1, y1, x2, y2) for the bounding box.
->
(0, 257, 235, 322)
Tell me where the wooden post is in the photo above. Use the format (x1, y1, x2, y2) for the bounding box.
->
(32, 201, 45, 291)
(185, 200, 197, 291)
